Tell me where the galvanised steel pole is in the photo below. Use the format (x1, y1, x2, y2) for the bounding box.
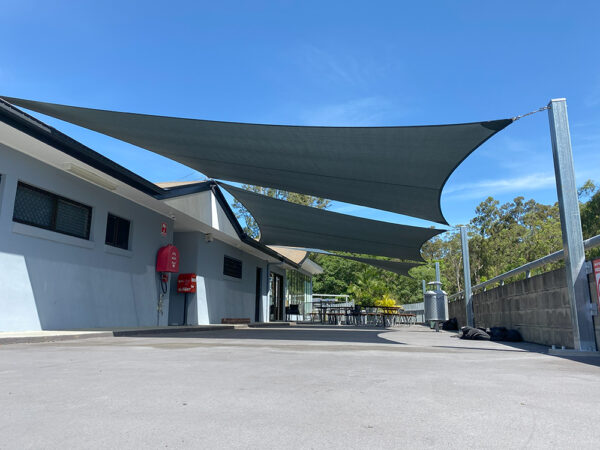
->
(460, 226, 474, 327)
(548, 98, 597, 351)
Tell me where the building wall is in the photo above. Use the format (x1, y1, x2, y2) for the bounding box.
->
(0, 143, 174, 331)
(169, 232, 271, 325)
(448, 267, 600, 348)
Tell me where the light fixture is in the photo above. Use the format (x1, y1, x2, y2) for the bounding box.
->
(63, 163, 118, 190)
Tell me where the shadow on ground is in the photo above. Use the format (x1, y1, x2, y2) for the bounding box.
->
(123, 325, 405, 345)
(438, 333, 600, 367)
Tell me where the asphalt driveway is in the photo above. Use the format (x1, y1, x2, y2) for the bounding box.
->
(1, 325, 598, 449)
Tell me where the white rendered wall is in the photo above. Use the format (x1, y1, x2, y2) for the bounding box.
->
(169, 232, 270, 325)
(0, 144, 174, 331)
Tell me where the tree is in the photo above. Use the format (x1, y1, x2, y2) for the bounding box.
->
(346, 266, 387, 306)
(579, 180, 600, 258)
(232, 184, 330, 238)
(233, 182, 600, 302)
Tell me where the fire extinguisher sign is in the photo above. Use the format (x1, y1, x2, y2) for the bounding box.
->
(593, 259, 600, 306)
(161, 223, 167, 236)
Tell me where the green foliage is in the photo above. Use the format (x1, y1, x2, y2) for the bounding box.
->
(231, 184, 330, 238)
(312, 253, 437, 305)
(425, 195, 564, 293)
(579, 180, 600, 259)
(316, 188, 600, 301)
(233, 180, 600, 303)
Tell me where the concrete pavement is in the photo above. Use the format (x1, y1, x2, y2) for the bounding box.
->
(1, 325, 599, 449)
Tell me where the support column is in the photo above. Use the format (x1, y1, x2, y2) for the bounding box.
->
(460, 226, 474, 327)
(548, 98, 597, 351)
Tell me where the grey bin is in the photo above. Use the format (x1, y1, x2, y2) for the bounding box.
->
(424, 282, 449, 322)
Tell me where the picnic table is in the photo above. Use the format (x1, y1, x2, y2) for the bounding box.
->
(312, 304, 416, 327)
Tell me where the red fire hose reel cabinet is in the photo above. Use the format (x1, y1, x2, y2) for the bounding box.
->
(156, 244, 180, 273)
(177, 273, 197, 293)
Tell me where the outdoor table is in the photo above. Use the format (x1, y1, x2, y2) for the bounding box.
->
(373, 306, 404, 327)
(315, 305, 353, 324)
(397, 313, 417, 326)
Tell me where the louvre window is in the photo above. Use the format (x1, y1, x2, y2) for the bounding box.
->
(13, 182, 92, 240)
(105, 214, 131, 250)
(223, 256, 242, 279)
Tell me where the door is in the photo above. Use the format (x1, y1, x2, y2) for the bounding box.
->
(255, 267, 262, 322)
(269, 273, 284, 321)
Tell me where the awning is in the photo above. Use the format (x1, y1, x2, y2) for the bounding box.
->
(220, 183, 444, 262)
(1, 97, 512, 224)
(307, 249, 422, 276)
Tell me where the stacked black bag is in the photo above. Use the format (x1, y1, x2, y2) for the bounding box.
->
(457, 325, 523, 342)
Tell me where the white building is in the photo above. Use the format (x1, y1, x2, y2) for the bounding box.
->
(0, 99, 321, 332)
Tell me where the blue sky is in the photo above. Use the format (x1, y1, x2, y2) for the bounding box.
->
(2, 1, 599, 229)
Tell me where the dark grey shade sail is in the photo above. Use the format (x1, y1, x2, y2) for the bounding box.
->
(307, 249, 422, 276)
(220, 183, 444, 262)
(1, 97, 512, 224)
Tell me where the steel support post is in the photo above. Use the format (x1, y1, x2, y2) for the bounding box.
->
(460, 226, 474, 327)
(435, 262, 441, 283)
(548, 98, 597, 351)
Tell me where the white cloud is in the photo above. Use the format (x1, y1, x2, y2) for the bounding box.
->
(444, 173, 557, 200)
(300, 96, 399, 126)
(584, 80, 600, 107)
(298, 45, 391, 88)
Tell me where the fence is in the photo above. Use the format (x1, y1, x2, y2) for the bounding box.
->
(400, 302, 424, 323)
(449, 233, 600, 301)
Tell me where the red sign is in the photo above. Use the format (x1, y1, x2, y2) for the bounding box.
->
(161, 223, 167, 236)
(177, 273, 197, 293)
(156, 244, 179, 273)
(593, 259, 600, 306)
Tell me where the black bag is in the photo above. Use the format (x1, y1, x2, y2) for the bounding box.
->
(441, 317, 459, 331)
(504, 329, 523, 342)
(459, 326, 490, 340)
(489, 327, 508, 341)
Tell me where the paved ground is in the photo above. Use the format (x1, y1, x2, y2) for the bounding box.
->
(1, 325, 599, 449)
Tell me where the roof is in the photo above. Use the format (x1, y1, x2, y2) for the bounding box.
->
(0, 97, 512, 224)
(0, 98, 303, 270)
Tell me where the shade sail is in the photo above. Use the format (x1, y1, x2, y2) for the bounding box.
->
(1, 97, 512, 224)
(220, 183, 444, 262)
(307, 249, 422, 276)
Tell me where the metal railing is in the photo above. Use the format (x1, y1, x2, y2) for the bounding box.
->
(449, 233, 600, 301)
(400, 302, 425, 323)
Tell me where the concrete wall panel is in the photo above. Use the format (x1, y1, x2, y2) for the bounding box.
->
(449, 267, 600, 349)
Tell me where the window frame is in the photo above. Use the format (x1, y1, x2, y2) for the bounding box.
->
(223, 255, 243, 279)
(13, 182, 93, 240)
(104, 213, 131, 250)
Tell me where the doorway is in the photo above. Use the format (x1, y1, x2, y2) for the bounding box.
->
(255, 267, 262, 322)
(269, 272, 284, 321)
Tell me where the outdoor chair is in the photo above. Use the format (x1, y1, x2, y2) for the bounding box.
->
(349, 305, 362, 326)
(285, 304, 300, 321)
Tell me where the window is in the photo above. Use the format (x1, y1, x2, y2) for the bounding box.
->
(105, 214, 131, 250)
(223, 256, 242, 279)
(13, 182, 92, 240)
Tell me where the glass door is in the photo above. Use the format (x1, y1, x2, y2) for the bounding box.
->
(269, 273, 284, 321)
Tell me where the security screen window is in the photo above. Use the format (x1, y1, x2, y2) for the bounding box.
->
(105, 214, 131, 250)
(223, 256, 242, 278)
(13, 182, 92, 240)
